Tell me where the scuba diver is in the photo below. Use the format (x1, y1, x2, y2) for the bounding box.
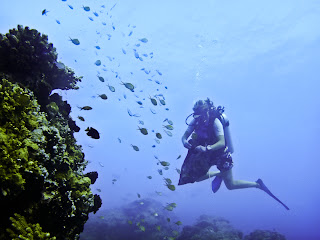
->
(178, 98, 289, 210)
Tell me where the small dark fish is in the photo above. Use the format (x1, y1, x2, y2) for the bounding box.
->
(56, 20, 61, 24)
(136, 101, 143, 105)
(149, 96, 157, 106)
(93, 11, 99, 17)
(158, 169, 163, 175)
(134, 51, 139, 59)
(159, 99, 166, 105)
(78, 106, 92, 110)
(107, 84, 115, 92)
(85, 127, 100, 139)
(69, 38, 80, 45)
(96, 188, 102, 192)
(165, 183, 176, 191)
(42, 9, 49, 16)
(102, 22, 107, 25)
(98, 94, 108, 100)
(95, 46, 101, 49)
(123, 94, 127, 99)
(142, 54, 148, 57)
(138, 126, 148, 135)
(77, 116, 85, 121)
(127, 109, 133, 117)
(121, 82, 134, 91)
(68, 5, 73, 9)
(128, 31, 133, 36)
(150, 108, 156, 114)
(122, 48, 126, 54)
(101, 5, 105, 8)
(152, 145, 156, 148)
(159, 161, 170, 166)
(139, 57, 143, 61)
(95, 60, 101, 66)
(163, 125, 174, 130)
(176, 168, 181, 174)
(97, 76, 104, 82)
(89, 17, 94, 21)
(83, 6, 90, 11)
(137, 193, 141, 198)
(135, 43, 140, 47)
(156, 133, 162, 139)
(147, 176, 152, 179)
(156, 70, 162, 76)
(139, 38, 148, 43)
(131, 144, 139, 151)
(117, 138, 121, 143)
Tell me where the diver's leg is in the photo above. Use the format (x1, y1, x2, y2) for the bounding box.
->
(222, 169, 259, 190)
(195, 171, 222, 182)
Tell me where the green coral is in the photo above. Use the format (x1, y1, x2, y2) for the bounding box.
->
(0, 78, 46, 198)
(7, 213, 56, 240)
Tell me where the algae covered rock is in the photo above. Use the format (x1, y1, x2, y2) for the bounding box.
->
(0, 26, 101, 240)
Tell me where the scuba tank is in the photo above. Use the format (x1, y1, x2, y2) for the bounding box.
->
(216, 106, 234, 153)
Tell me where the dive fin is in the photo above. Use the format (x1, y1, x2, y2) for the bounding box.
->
(211, 176, 223, 193)
(256, 179, 290, 210)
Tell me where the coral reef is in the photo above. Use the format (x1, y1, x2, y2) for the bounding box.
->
(176, 215, 243, 240)
(0, 25, 82, 107)
(0, 26, 101, 239)
(80, 198, 180, 240)
(244, 229, 286, 240)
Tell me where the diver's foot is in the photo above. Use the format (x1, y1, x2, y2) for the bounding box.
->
(256, 178, 268, 191)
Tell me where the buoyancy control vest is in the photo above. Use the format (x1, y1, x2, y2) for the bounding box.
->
(185, 106, 234, 153)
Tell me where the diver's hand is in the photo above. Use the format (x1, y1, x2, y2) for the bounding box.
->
(182, 139, 192, 149)
(194, 145, 207, 153)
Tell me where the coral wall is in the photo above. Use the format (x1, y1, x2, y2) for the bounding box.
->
(0, 25, 101, 240)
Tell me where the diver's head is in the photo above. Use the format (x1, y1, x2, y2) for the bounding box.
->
(193, 98, 215, 118)
(185, 98, 216, 126)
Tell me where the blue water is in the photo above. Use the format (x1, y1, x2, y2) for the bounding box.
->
(1, 0, 320, 239)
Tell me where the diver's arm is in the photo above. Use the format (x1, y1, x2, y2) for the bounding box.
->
(207, 135, 225, 152)
(182, 119, 195, 149)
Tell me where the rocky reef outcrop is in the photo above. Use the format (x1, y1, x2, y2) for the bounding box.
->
(80, 198, 180, 240)
(244, 229, 286, 240)
(176, 215, 243, 240)
(0, 25, 101, 239)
